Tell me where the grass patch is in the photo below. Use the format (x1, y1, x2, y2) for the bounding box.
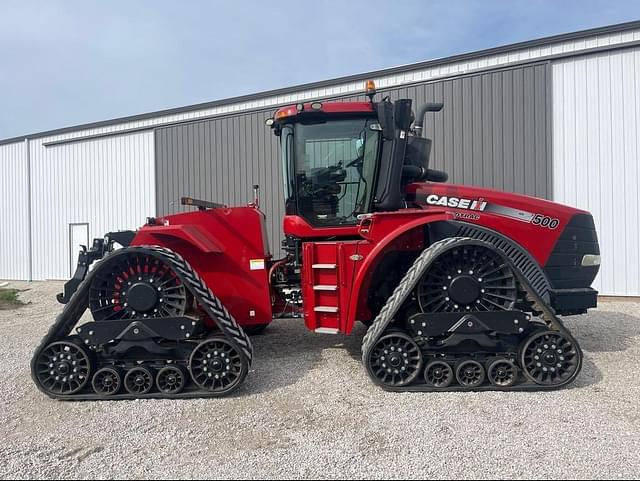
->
(0, 288, 25, 310)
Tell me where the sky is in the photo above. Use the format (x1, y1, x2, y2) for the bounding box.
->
(0, 0, 639, 139)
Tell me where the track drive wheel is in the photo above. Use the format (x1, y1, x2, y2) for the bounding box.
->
(486, 358, 518, 387)
(455, 359, 485, 388)
(188, 338, 248, 395)
(156, 365, 187, 394)
(519, 330, 582, 387)
(366, 332, 423, 388)
(423, 360, 454, 388)
(124, 367, 154, 395)
(92, 367, 122, 396)
(34, 341, 92, 396)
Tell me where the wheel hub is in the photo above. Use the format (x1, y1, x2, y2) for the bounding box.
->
(543, 351, 558, 365)
(210, 358, 224, 372)
(56, 362, 70, 375)
(388, 353, 403, 368)
(126, 282, 158, 313)
(449, 275, 481, 305)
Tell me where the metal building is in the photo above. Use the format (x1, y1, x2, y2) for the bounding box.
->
(1, 21, 639, 296)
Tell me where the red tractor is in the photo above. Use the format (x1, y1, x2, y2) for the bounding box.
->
(31, 81, 600, 399)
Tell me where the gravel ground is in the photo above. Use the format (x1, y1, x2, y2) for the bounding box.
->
(0, 281, 639, 479)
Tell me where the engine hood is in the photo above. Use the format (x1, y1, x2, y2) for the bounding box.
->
(406, 182, 587, 219)
(405, 182, 591, 266)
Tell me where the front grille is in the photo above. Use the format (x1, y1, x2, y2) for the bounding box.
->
(544, 214, 600, 289)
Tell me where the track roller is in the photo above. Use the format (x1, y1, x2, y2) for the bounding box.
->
(486, 358, 518, 387)
(188, 338, 248, 394)
(423, 360, 454, 388)
(365, 332, 423, 388)
(124, 367, 154, 395)
(92, 367, 122, 396)
(519, 330, 582, 387)
(156, 365, 187, 394)
(455, 359, 485, 388)
(34, 341, 92, 395)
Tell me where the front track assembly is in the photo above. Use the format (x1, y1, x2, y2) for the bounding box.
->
(362, 237, 583, 392)
(31, 246, 253, 400)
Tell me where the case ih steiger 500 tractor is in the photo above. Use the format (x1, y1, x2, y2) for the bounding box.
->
(31, 81, 601, 400)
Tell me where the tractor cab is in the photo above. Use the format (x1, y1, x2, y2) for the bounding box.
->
(267, 81, 448, 233)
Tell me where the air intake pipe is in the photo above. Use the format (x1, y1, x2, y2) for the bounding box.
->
(402, 165, 448, 183)
(413, 102, 444, 135)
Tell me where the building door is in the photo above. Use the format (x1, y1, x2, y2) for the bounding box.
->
(69, 223, 89, 277)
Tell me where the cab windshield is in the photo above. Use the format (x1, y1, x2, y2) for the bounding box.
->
(280, 118, 380, 226)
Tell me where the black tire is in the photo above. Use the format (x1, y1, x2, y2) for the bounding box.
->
(92, 367, 122, 396)
(365, 332, 423, 388)
(188, 338, 248, 395)
(34, 341, 92, 396)
(423, 360, 454, 388)
(156, 365, 187, 394)
(486, 358, 518, 387)
(124, 367, 154, 395)
(519, 330, 582, 387)
(455, 359, 485, 388)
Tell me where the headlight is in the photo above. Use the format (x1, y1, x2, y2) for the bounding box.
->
(581, 254, 601, 267)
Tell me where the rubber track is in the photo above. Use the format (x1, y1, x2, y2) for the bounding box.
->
(361, 237, 583, 392)
(30, 245, 253, 400)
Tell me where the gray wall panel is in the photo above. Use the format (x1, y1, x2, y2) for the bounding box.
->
(155, 63, 551, 257)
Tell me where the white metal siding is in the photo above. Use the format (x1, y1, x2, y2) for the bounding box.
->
(28, 131, 155, 279)
(0, 141, 30, 279)
(552, 47, 640, 296)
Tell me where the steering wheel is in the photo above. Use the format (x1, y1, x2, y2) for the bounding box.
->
(345, 156, 363, 168)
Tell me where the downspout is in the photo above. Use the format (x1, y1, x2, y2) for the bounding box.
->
(25, 137, 32, 282)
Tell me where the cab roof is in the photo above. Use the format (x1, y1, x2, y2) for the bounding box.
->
(273, 101, 375, 123)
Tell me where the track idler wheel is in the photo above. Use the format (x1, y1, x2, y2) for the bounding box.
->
(519, 330, 582, 387)
(92, 367, 123, 396)
(486, 358, 518, 387)
(156, 365, 187, 394)
(188, 338, 248, 395)
(366, 332, 423, 388)
(423, 360, 454, 388)
(455, 359, 485, 388)
(34, 341, 92, 396)
(124, 366, 155, 395)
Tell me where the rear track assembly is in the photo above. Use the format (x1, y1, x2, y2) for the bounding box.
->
(31, 246, 252, 400)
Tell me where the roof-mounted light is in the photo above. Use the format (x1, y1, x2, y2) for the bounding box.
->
(274, 106, 298, 120)
(365, 79, 377, 100)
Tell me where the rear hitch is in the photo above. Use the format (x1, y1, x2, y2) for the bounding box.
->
(57, 231, 136, 304)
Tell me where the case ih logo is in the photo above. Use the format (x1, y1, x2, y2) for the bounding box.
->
(425, 194, 487, 211)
